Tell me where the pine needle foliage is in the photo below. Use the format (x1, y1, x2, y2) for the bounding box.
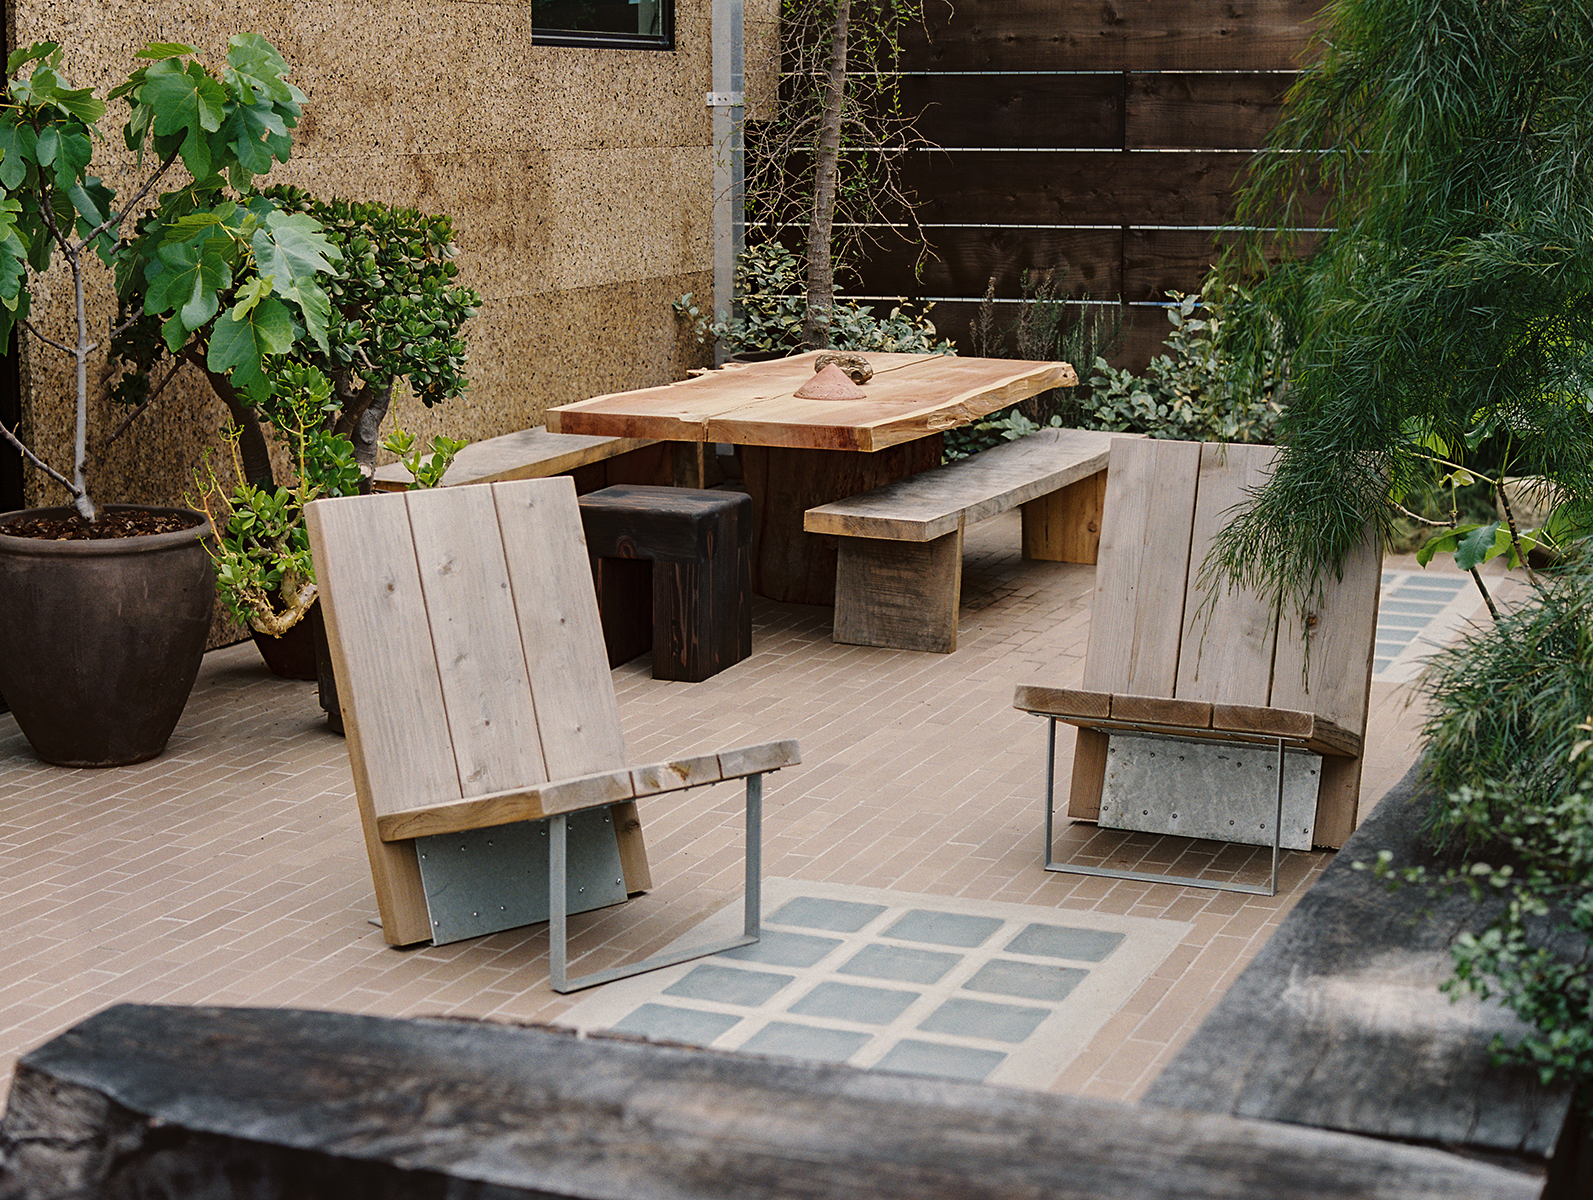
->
(1420, 553, 1593, 854)
(1207, 0, 1593, 611)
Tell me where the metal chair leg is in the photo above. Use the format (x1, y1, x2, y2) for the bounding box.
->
(549, 776, 763, 993)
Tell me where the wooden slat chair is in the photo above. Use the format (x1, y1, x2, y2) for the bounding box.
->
(305, 477, 799, 992)
(1013, 439, 1381, 895)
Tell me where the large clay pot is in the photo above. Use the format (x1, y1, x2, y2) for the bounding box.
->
(0, 505, 215, 766)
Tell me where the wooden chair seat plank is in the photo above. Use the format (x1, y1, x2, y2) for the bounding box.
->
(1012, 685, 1113, 720)
(1109, 693, 1212, 729)
(374, 740, 804, 844)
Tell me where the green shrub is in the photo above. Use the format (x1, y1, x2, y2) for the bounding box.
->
(675, 242, 954, 357)
(1073, 283, 1285, 444)
(1365, 553, 1593, 1087)
(1420, 556, 1593, 856)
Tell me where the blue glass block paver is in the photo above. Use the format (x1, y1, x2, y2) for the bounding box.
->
(874, 1039, 1007, 1083)
(767, 895, 886, 933)
(721, 928, 843, 969)
(883, 908, 1003, 948)
(739, 1021, 870, 1063)
(1380, 599, 1446, 615)
(1377, 613, 1432, 628)
(918, 996, 1049, 1044)
(963, 959, 1088, 1003)
(788, 980, 920, 1025)
(664, 964, 794, 1007)
(611, 1004, 742, 1045)
(1005, 923, 1124, 963)
(838, 943, 961, 985)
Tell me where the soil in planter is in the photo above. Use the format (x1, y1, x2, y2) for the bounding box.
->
(5, 510, 203, 539)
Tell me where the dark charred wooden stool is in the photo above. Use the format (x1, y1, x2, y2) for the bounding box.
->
(577, 485, 753, 682)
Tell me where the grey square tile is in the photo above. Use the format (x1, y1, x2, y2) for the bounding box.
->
(1004, 923, 1124, 963)
(788, 980, 920, 1025)
(874, 1039, 1007, 1083)
(1378, 613, 1431, 628)
(721, 929, 843, 968)
(664, 964, 794, 1007)
(882, 908, 1003, 948)
(767, 896, 886, 933)
(611, 1004, 742, 1045)
(918, 996, 1050, 1043)
(963, 959, 1088, 1003)
(738, 1021, 870, 1063)
(838, 943, 961, 985)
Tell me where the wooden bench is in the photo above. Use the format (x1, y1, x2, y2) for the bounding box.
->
(802, 428, 1119, 653)
(371, 426, 664, 492)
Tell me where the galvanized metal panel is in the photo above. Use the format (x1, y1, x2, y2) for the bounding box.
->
(1098, 735, 1319, 851)
(417, 808, 629, 945)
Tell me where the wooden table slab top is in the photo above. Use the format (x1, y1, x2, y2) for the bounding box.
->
(545, 352, 1079, 453)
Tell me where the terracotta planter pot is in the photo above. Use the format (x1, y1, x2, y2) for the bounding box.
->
(0, 505, 215, 767)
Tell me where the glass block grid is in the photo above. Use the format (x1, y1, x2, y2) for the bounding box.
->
(556, 878, 1192, 1090)
(1373, 571, 1481, 682)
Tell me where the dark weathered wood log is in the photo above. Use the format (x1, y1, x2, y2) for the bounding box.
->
(0, 1004, 1546, 1200)
(1144, 761, 1578, 1169)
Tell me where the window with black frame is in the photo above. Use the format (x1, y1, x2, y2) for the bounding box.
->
(532, 0, 672, 48)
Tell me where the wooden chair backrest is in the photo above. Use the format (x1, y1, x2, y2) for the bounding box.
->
(305, 478, 628, 827)
(1082, 439, 1380, 734)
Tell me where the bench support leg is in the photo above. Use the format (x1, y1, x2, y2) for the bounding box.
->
(832, 526, 964, 653)
(550, 774, 763, 993)
(1022, 470, 1107, 564)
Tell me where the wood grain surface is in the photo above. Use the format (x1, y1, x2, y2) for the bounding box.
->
(3, 1003, 1544, 1200)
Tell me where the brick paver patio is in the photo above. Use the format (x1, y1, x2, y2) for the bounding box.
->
(0, 511, 1506, 1111)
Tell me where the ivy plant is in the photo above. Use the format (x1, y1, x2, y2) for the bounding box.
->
(0, 36, 334, 522)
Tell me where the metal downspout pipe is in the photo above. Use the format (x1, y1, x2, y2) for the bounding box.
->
(709, 0, 745, 365)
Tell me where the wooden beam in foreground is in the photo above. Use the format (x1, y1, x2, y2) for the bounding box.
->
(0, 1004, 1542, 1200)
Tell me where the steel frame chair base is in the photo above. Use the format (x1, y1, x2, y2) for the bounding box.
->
(549, 774, 763, 993)
(1037, 717, 1285, 898)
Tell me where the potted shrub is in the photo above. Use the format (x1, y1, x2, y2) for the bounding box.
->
(112, 189, 481, 678)
(0, 36, 340, 765)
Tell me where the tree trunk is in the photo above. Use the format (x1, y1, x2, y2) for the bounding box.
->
(802, 0, 851, 351)
(202, 361, 277, 491)
(348, 380, 394, 491)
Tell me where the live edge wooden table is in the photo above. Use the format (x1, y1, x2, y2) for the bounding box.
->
(546, 351, 1078, 604)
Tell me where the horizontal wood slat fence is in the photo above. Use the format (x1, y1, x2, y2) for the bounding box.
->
(813, 0, 1326, 369)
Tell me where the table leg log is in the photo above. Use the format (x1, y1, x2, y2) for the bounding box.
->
(740, 437, 943, 605)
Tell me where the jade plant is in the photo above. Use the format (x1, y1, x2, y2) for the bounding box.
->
(195, 365, 466, 640)
(0, 36, 338, 522)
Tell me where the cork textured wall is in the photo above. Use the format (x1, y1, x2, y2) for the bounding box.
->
(10, 0, 779, 511)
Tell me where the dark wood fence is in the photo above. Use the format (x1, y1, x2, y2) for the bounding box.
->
(839, 0, 1326, 368)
